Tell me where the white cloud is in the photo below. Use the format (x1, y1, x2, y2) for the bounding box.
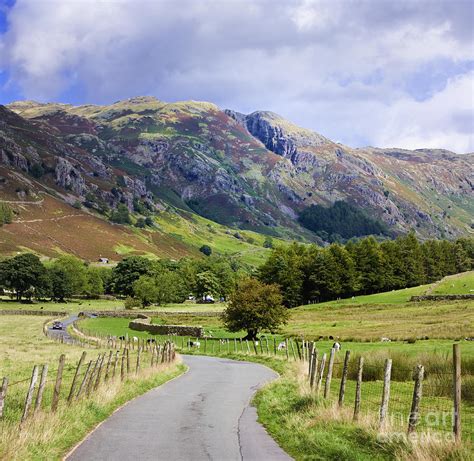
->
(0, 0, 473, 152)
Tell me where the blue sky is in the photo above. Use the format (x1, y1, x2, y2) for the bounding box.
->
(0, 0, 473, 153)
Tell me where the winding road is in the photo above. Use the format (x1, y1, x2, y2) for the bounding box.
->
(67, 355, 292, 461)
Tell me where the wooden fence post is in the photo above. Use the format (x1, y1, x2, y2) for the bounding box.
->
(273, 338, 277, 355)
(86, 355, 101, 396)
(121, 354, 125, 381)
(253, 341, 258, 355)
(68, 351, 86, 403)
(77, 361, 93, 399)
(338, 351, 351, 407)
(379, 359, 392, 430)
(453, 343, 461, 443)
(408, 365, 424, 434)
(295, 339, 302, 361)
(285, 339, 289, 361)
(126, 348, 130, 374)
(316, 353, 327, 395)
(104, 351, 113, 382)
(308, 342, 314, 376)
(94, 353, 106, 390)
(310, 349, 318, 389)
(246, 340, 250, 354)
(0, 377, 8, 418)
(21, 365, 38, 423)
(136, 347, 141, 374)
(112, 350, 119, 378)
(150, 346, 155, 367)
(34, 364, 48, 412)
(51, 354, 65, 412)
(324, 348, 336, 398)
(353, 357, 364, 421)
(204, 338, 207, 354)
(290, 339, 297, 360)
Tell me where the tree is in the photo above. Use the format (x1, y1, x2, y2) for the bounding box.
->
(398, 233, 425, 287)
(194, 271, 221, 299)
(0, 253, 48, 300)
(133, 275, 159, 307)
(85, 266, 106, 298)
(221, 278, 288, 340)
(110, 203, 131, 224)
(135, 218, 146, 228)
(48, 266, 71, 301)
(350, 236, 386, 294)
(155, 270, 187, 305)
(51, 255, 88, 297)
(263, 236, 274, 248)
(0, 203, 13, 226)
(110, 256, 152, 297)
(258, 244, 306, 307)
(199, 245, 212, 256)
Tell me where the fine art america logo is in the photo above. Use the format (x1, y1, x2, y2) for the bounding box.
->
(378, 410, 456, 443)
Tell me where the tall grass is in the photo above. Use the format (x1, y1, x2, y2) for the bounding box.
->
(0, 361, 185, 460)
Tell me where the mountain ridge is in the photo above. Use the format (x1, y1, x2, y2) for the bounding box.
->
(0, 97, 472, 260)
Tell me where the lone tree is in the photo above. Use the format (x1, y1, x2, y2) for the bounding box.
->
(221, 278, 288, 340)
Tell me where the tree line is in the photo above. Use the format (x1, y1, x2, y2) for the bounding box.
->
(0, 234, 472, 307)
(258, 234, 474, 307)
(0, 253, 246, 304)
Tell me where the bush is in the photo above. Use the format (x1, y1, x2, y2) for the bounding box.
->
(199, 245, 212, 256)
(124, 296, 141, 310)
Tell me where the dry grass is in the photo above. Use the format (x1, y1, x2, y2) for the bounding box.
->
(254, 361, 472, 461)
(0, 315, 185, 460)
(0, 361, 184, 460)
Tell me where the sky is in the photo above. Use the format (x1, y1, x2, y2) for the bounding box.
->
(0, 0, 473, 153)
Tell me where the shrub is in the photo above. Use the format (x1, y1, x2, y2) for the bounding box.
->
(124, 296, 141, 310)
(199, 245, 212, 256)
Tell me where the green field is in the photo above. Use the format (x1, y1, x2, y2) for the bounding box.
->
(0, 298, 226, 314)
(430, 271, 474, 295)
(312, 284, 430, 307)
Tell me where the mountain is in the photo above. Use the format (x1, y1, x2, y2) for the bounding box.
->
(0, 97, 472, 260)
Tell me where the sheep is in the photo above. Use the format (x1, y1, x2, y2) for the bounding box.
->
(146, 338, 156, 344)
(381, 337, 391, 342)
(277, 341, 286, 351)
(187, 340, 201, 348)
(132, 336, 139, 342)
(118, 335, 126, 341)
(332, 342, 341, 351)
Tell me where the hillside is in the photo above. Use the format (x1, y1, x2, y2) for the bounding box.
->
(0, 97, 472, 260)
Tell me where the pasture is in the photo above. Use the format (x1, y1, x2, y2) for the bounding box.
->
(429, 271, 474, 295)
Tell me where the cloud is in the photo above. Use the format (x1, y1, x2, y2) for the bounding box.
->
(0, 0, 473, 152)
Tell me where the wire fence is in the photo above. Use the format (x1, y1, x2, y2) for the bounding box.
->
(68, 324, 474, 444)
(0, 339, 177, 425)
(305, 344, 473, 444)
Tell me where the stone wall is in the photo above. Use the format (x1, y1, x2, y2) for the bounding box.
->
(0, 309, 67, 316)
(411, 294, 474, 302)
(129, 316, 204, 337)
(89, 310, 220, 318)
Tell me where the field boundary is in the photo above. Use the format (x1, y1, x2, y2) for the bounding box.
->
(411, 294, 474, 301)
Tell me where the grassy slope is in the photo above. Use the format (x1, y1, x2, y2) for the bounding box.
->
(288, 300, 473, 341)
(0, 184, 274, 266)
(429, 271, 474, 295)
(0, 315, 185, 460)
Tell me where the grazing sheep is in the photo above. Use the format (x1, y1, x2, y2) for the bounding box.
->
(277, 341, 286, 351)
(332, 342, 341, 351)
(118, 336, 126, 341)
(187, 340, 201, 348)
(147, 338, 156, 344)
(132, 336, 139, 342)
(381, 337, 391, 342)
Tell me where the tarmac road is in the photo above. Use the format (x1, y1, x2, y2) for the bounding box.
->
(67, 354, 292, 461)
